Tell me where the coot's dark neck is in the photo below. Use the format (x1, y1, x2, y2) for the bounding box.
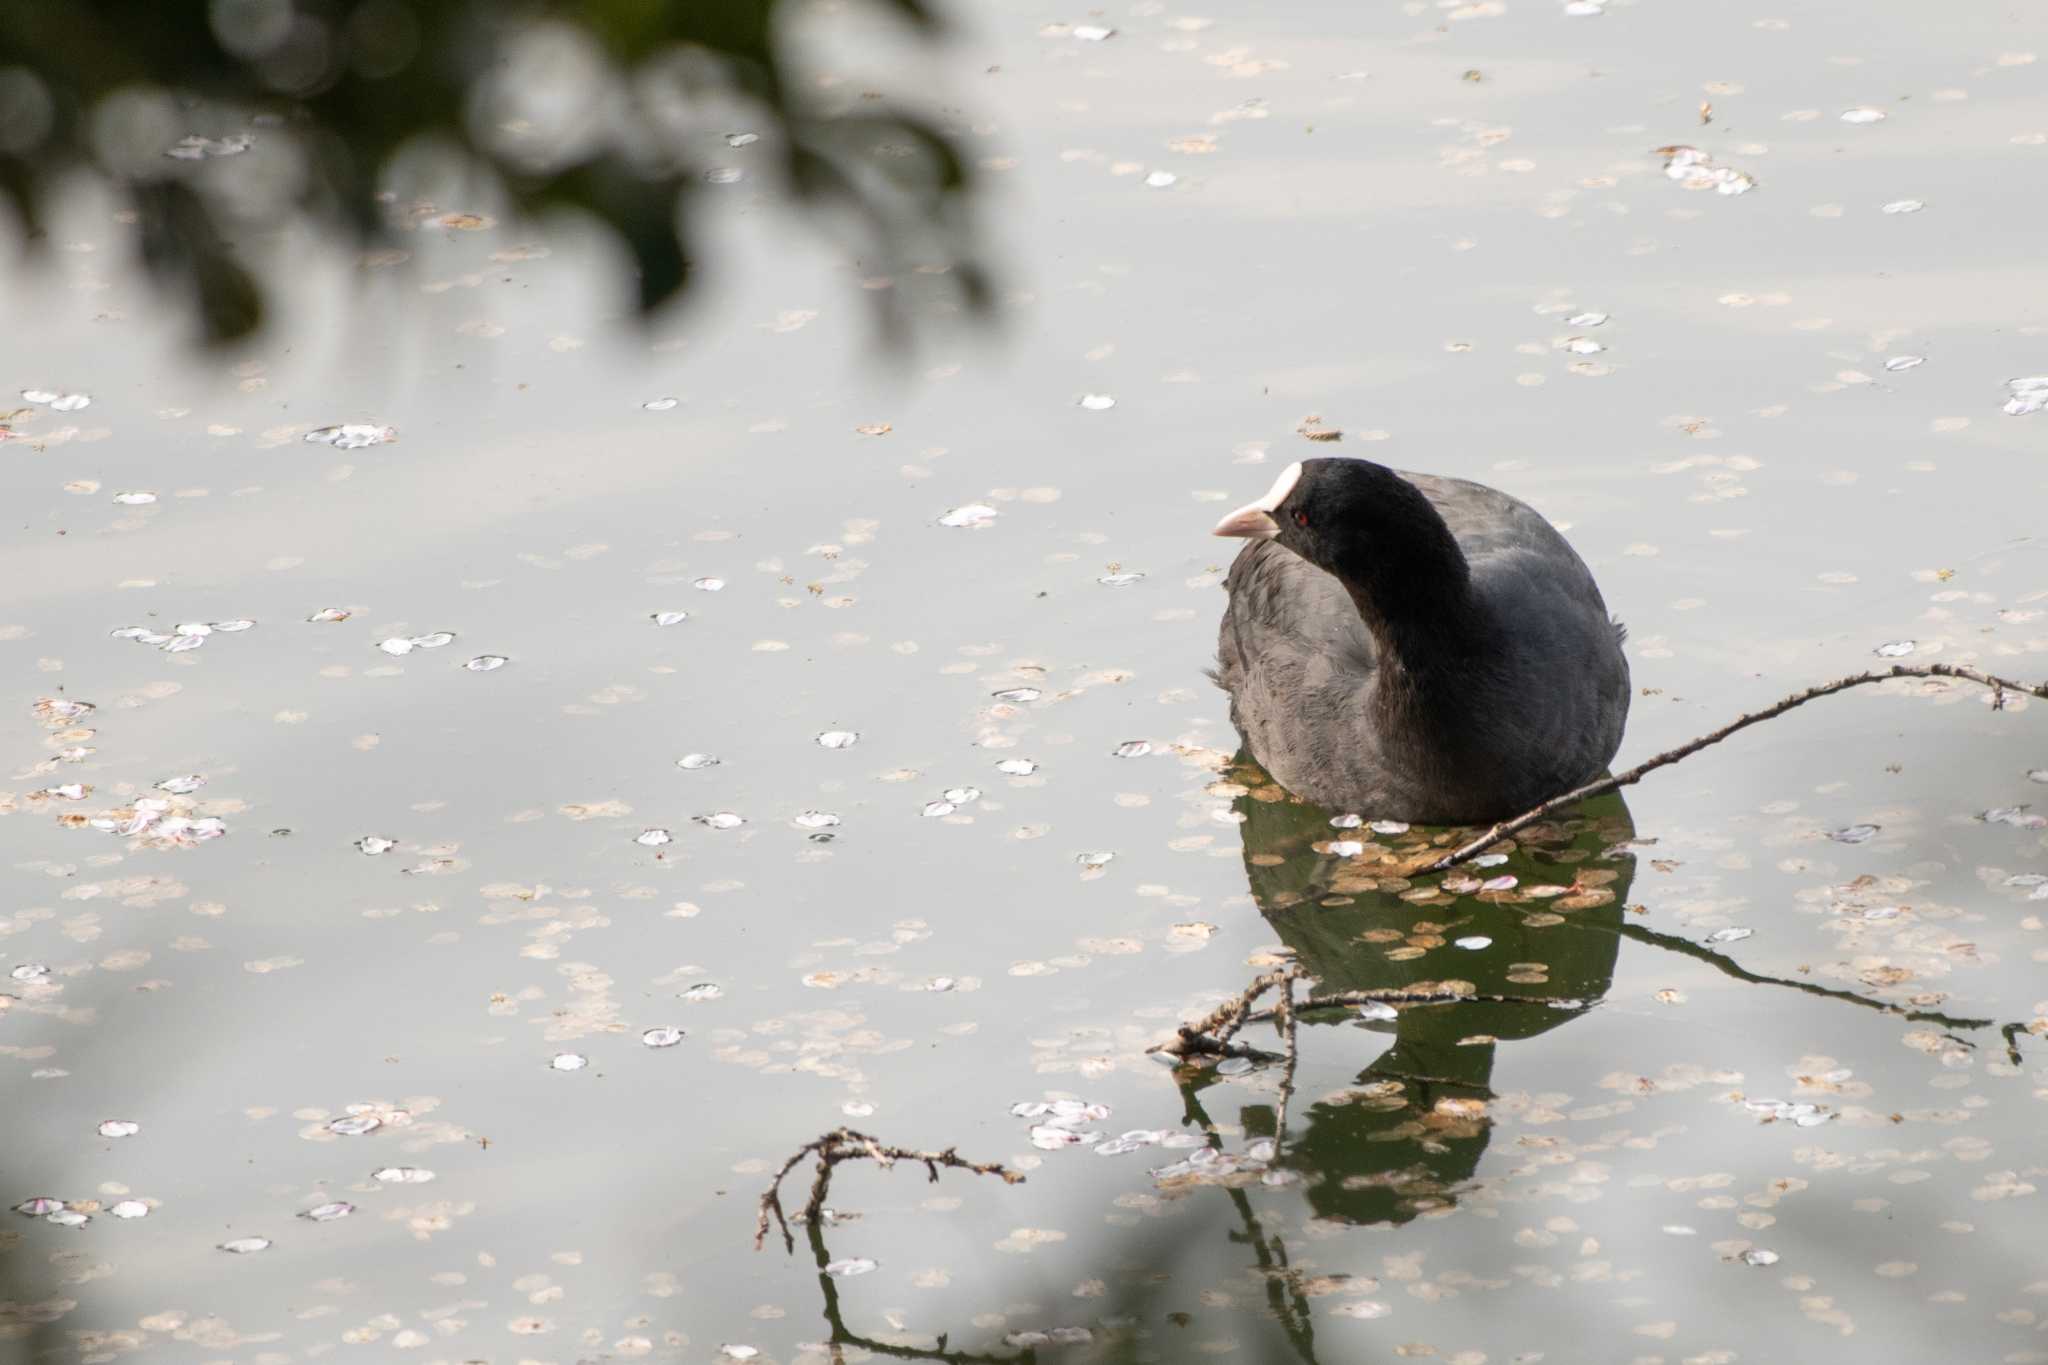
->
(1327, 502, 1494, 741)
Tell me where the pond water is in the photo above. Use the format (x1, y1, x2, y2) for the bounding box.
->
(6, 0, 2048, 1361)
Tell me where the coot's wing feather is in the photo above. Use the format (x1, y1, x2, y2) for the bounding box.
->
(1404, 471, 1631, 785)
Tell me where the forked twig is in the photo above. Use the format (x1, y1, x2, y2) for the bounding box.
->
(1149, 967, 1578, 1066)
(754, 1127, 1024, 1253)
(1426, 663, 2048, 873)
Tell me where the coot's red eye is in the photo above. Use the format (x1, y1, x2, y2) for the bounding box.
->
(1292, 509, 1310, 528)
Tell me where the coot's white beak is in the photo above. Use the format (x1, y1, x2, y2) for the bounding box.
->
(1212, 462, 1303, 540)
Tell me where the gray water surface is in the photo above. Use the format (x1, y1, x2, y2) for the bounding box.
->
(5, 0, 2048, 1360)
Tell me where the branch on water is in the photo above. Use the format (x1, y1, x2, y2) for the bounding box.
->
(1149, 966, 1581, 1072)
(754, 1127, 1025, 1254)
(1423, 664, 2048, 874)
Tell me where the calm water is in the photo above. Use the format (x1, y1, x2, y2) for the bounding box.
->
(6, 0, 2048, 1360)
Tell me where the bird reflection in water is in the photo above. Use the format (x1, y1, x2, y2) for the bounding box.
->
(1172, 755, 1637, 1229)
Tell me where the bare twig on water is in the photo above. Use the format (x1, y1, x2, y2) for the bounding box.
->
(755, 1127, 1025, 1253)
(1150, 966, 1579, 1076)
(1425, 664, 2048, 874)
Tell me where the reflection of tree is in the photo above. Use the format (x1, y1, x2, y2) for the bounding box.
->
(0, 1, 988, 345)
(1227, 760, 1634, 1227)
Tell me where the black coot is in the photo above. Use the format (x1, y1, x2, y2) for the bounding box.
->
(1213, 457, 1629, 823)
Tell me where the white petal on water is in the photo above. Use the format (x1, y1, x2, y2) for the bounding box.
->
(211, 619, 255, 632)
(1828, 823, 1880, 844)
(677, 753, 722, 770)
(996, 758, 1038, 775)
(1881, 199, 1924, 214)
(372, 1166, 435, 1184)
(725, 131, 759, 147)
(1884, 356, 1924, 372)
(825, 1257, 878, 1278)
(651, 611, 691, 626)
(1072, 23, 1115, 39)
(1743, 1248, 1781, 1266)
(1657, 145, 1755, 195)
(939, 503, 999, 528)
(409, 631, 455, 649)
(1839, 107, 1886, 124)
(992, 687, 1041, 702)
(356, 836, 396, 855)
(464, 654, 508, 672)
(1098, 571, 1146, 585)
(13, 1197, 62, 1215)
(326, 1114, 382, 1136)
(2004, 377, 2048, 416)
(1563, 0, 1605, 14)
(1113, 740, 1152, 758)
(1143, 170, 1177, 188)
(642, 1026, 686, 1048)
(816, 730, 860, 749)
(926, 976, 956, 992)
(1079, 393, 1117, 409)
(1356, 1001, 1399, 1022)
(307, 607, 351, 622)
(942, 787, 982, 804)
(1481, 874, 1519, 892)
(303, 1201, 354, 1221)
(1328, 840, 1365, 857)
(795, 811, 842, 829)
(635, 828, 673, 847)
(303, 424, 395, 449)
(162, 634, 206, 653)
(1567, 311, 1609, 326)
(108, 1199, 150, 1219)
(97, 1120, 140, 1138)
(2029, 769, 2048, 784)
(1076, 851, 1115, 868)
(111, 490, 157, 504)
(721, 1347, 760, 1361)
(219, 1237, 271, 1254)
(694, 577, 726, 591)
(642, 397, 680, 411)
(10, 963, 50, 982)
(1874, 640, 1915, 657)
(696, 811, 746, 830)
(923, 800, 958, 818)
(681, 982, 723, 1002)
(1330, 813, 1363, 828)
(1564, 336, 1605, 355)
(1706, 927, 1754, 944)
(1370, 819, 1410, 835)
(376, 637, 417, 656)
(1455, 936, 1493, 950)
(550, 1052, 589, 1071)
(173, 622, 213, 637)
(45, 1210, 90, 1228)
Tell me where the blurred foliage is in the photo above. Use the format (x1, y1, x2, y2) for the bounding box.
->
(0, 0, 991, 345)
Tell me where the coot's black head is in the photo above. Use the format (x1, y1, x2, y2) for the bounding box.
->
(1213, 458, 1468, 608)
